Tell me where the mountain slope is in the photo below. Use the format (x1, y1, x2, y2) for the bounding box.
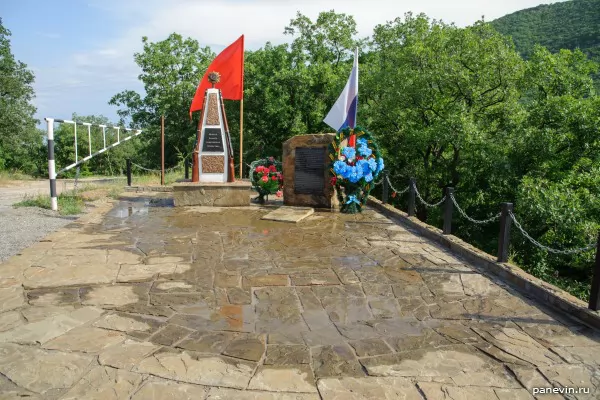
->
(491, 0, 600, 61)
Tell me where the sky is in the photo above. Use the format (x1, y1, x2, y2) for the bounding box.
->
(3, 0, 565, 125)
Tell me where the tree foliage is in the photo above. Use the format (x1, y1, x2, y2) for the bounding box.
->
(366, 14, 524, 222)
(240, 11, 361, 160)
(510, 47, 600, 297)
(0, 18, 44, 173)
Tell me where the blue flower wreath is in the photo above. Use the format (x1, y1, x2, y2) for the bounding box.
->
(328, 126, 384, 213)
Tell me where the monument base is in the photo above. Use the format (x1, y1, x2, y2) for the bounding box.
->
(173, 181, 251, 207)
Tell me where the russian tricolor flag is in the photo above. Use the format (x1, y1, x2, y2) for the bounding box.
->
(324, 48, 358, 132)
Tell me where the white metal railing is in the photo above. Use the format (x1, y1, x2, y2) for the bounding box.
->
(44, 117, 144, 210)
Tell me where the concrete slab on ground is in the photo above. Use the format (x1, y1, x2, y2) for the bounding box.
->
(261, 206, 314, 223)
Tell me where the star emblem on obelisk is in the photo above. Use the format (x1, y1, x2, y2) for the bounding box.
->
(207, 71, 221, 87)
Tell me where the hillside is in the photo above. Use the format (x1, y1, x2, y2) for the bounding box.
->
(491, 0, 600, 62)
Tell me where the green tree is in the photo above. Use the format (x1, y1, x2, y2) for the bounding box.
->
(509, 47, 600, 298)
(237, 10, 361, 169)
(109, 11, 362, 176)
(522, 45, 597, 101)
(365, 14, 599, 300)
(366, 14, 524, 225)
(241, 43, 297, 159)
(0, 18, 44, 174)
(283, 10, 362, 134)
(109, 34, 215, 168)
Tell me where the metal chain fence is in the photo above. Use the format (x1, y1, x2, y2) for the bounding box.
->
(450, 193, 501, 225)
(386, 175, 410, 195)
(509, 211, 596, 255)
(413, 182, 446, 208)
(382, 174, 597, 264)
(131, 162, 180, 173)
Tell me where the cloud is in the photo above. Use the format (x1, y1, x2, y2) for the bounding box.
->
(84, 0, 566, 52)
(33, 0, 566, 124)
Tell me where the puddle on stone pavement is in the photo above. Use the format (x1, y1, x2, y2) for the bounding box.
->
(109, 204, 149, 219)
(29, 194, 599, 387)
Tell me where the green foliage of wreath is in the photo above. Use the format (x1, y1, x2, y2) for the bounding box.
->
(327, 126, 385, 214)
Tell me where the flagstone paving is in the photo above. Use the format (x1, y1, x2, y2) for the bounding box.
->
(0, 194, 599, 399)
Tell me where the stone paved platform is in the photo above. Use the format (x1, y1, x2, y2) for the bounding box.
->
(0, 194, 599, 399)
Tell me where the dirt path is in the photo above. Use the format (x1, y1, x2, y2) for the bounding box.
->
(0, 178, 123, 262)
(0, 178, 123, 211)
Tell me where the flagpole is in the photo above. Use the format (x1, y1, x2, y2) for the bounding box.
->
(161, 115, 165, 185)
(239, 98, 244, 179)
(349, 47, 359, 148)
(239, 36, 245, 180)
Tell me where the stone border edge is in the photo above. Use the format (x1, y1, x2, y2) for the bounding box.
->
(367, 196, 600, 330)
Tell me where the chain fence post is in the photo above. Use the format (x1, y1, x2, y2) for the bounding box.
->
(408, 178, 416, 217)
(185, 159, 189, 180)
(497, 203, 513, 262)
(382, 171, 389, 205)
(443, 187, 454, 235)
(126, 159, 132, 187)
(588, 231, 600, 310)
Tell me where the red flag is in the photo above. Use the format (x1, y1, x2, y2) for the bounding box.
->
(190, 35, 244, 118)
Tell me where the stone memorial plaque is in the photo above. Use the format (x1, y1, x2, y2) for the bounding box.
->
(206, 94, 220, 125)
(202, 128, 224, 152)
(294, 147, 325, 195)
(283, 134, 336, 208)
(201, 155, 225, 173)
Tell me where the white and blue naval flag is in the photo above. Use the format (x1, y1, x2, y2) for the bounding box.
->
(323, 48, 358, 132)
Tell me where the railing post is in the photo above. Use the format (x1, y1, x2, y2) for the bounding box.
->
(443, 187, 454, 235)
(185, 159, 189, 180)
(382, 171, 389, 205)
(408, 178, 416, 217)
(588, 231, 600, 310)
(126, 159, 132, 187)
(45, 118, 58, 211)
(497, 203, 513, 263)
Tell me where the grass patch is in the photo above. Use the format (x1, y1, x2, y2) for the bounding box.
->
(15, 191, 85, 215)
(108, 185, 123, 199)
(14, 195, 50, 209)
(57, 194, 85, 215)
(130, 168, 184, 186)
(0, 170, 35, 185)
(76, 182, 124, 201)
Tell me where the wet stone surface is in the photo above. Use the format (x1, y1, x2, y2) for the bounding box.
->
(0, 194, 599, 398)
(265, 344, 310, 365)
